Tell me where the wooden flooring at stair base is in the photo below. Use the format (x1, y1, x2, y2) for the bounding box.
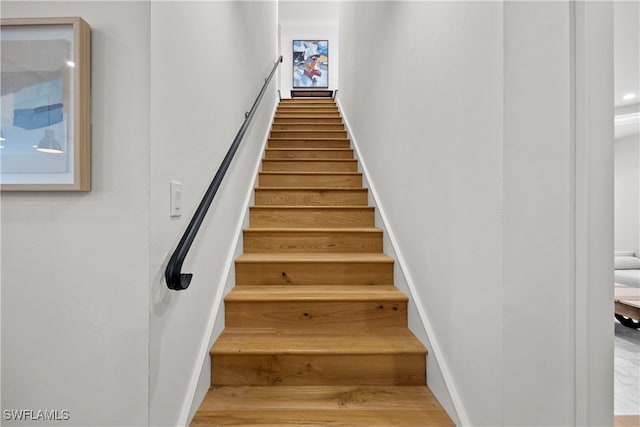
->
(191, 387, 453, 427)
(190, 99, 453, 426)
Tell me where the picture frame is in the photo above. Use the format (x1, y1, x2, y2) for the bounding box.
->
(292, 40, 328, 89)
(1, 17, 91, 191)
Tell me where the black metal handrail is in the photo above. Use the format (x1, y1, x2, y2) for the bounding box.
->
(165, 55, 283, 290)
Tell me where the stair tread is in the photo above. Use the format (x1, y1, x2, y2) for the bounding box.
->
(236, 253, 394, 263)
(269, 137, 348, 140)
(256, 186, 366, 190)
(274, 115, 342, 118)
(225, 285, 406, 302)
(263, 159, 356, 162)
(192, 410, 452, 426)
(260, 171, 361, 175)
(211, 327, 426, 355)
(271, 129, 346, 134)
(271, 121, 343, 124)
(245, 227, 381, 233)
(266, 148, 351, 151)
(192, 410, 453, 426)
(250, 206, 373, 210)
(194, 385, 449, 413)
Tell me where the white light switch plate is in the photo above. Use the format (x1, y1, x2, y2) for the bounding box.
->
(170, 181, 183, 217)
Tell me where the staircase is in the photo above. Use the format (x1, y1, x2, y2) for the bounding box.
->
(190, 99, 454, 426)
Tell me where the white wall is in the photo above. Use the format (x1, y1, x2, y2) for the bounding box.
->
(1, 2, 151, 426)
(279, 1, 338, 98)
(615, 133, 640, 253)
(339, 2, 503, 424)
(1, 2, 278, 426)
(148, 2, 277, 426)
(339, 1, 613, 425)
(502, 3, 575, 423)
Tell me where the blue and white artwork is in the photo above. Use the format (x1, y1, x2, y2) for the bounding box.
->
(1, 33, 72, 179)
(13, 77, 64, 130)
(293, 40, 328, 88)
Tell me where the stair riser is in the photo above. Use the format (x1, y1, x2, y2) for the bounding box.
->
(280, 99, 336, 104)
(261, 160, 358, 172)
(192, 410, 451, 426)
(254, 189, 368, 206)
(243, 230, 382, 253)
(250, 208, 374, 228)
(276, 105, 340, 114)
(274, 109, 342, 120)
(197, 386, 445, 411)
(279, 101, 336, 105)
(270, 130, 348, 139)
(275, 114, 342, 120)
(268, 139, 350, 149)
(225, 301, 407, 329)
(273, 117, 343, 124)
(211, 353, 426, 386)
(259, 173, 362, 188)
(235, 261, 393, 286)
(272, 124, 345, 131)
(277, 103, 338, 106)
(264, 149, 354, 159)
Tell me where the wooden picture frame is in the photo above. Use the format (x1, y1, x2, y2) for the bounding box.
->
(1, 17, 91, 191)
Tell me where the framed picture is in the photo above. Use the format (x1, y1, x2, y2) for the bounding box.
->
(292, 40, 328, 88)
(1, 17, 91, 191)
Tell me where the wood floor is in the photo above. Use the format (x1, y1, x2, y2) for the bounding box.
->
(190, 99, 453, 426)
(615, 415, 640, 427)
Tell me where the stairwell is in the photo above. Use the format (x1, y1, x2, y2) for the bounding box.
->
(190, 99, 454, 426)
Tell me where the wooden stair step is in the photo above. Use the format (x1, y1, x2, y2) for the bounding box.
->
(225, 285, 405, 302)
(259, 172, 362, 187)
(275, 112, 342, 119)
(225, 285, 407, 328)
(274, 115, 342, 121)
(268, 138, 350, 149)
(276, 108, 340, 114)
(243, 227, 382, 253)
(250, 206, 374, 228)
(270, 130, 348, 138)
(280, 99, 336, 104)
(211, 328, 426, 386)
(264, 148, 354, 159)
(235, 252, 394, 286)
(261, 159, 358, 172)
(254, 187, 368, 206)
(212, 327, 425, 357)
(192, 409, 452, 426)
(278, 102, 336, 105)
(272, 123, 345, 131)
(195, 385, 446, 411)
(275, 103, 337, 107)
(275, 108, 341, 117)
(277, 105, 337, 109)
(190, 386, 454, 427)
(273, 116, 343, 124)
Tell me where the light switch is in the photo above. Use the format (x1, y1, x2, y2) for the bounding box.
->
(170, 181, 183, 217)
